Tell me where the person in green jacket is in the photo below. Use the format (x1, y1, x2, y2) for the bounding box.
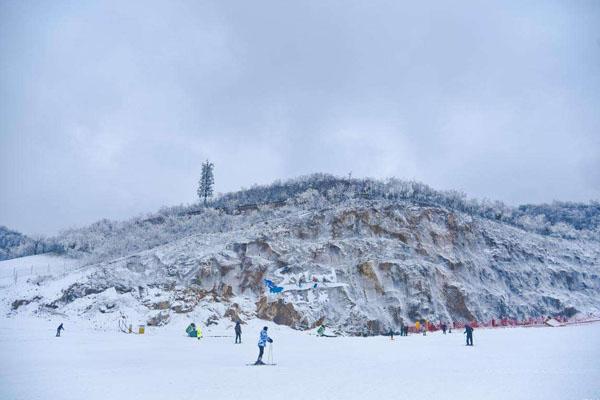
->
(317, 325, 325, 336)
(186, 323, 197, 337)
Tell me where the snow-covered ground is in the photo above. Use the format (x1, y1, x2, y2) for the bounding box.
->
(0, 254, 81, 288)
(1, 317, 598, 400)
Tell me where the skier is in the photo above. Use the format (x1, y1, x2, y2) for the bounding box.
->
(388, 328, 394, 340)
(196, 325, 203, 340)
(441, 323, 447, 334)
(186, 323, 197, 337)
(56, 323, 64, 337)
(235, 321, 242, 344)
(255, 326, 273, 365)
(464, 324, 474, 346)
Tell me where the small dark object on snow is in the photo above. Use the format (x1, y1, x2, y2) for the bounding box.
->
(247, 362, 276, 366)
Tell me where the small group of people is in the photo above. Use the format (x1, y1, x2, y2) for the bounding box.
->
(185, 320, 272, 365)
(399, 324, 409, 336)
(387, 321, 472, 345)
(185, 322, 202, 339)
(441, 323, 448, 334)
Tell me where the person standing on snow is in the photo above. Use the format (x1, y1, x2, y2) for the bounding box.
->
(235, 321, 242, 344)
(464, 324, 474, 346)
(56, 323, 64, 337)
(441, 323, 447, 334)
(255, 326, 273, 365)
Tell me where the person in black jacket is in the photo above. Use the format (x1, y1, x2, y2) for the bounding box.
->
(464, 324, 474, 346)
(235, 321, 242, 344)
(56, 323, 64, 337)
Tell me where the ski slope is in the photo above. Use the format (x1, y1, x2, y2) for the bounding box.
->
(0, 254, 81, 288)
(0, 317, 598, 400)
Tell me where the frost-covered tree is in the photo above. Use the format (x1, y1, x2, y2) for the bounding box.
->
(197, 160, 215, 206)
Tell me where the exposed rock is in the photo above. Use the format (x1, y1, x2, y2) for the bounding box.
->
(11, 296, 42, 310)
(99, 303, 117, 313)
(206, 314, 219, 326)
(357, 261, 384, 294)
(224, 303, 242, 322)
(443, 284, 476, 321)
(147, 301, 171, 310)
(147, 311, 170, 326)
(171, 302, 195, 314)
(20, 196, 599, 336)
(59, 283, 106, 303)
(256, 297, 303, 328)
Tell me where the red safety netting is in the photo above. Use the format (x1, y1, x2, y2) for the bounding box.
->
(403, 314, 599, 333)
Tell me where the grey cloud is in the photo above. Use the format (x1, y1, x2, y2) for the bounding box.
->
(1, 0, 599, 234)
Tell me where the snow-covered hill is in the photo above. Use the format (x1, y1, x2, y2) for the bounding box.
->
(3, 175, 599, 335)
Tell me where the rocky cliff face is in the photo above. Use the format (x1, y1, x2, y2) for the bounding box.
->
(13, 199, 598, 335)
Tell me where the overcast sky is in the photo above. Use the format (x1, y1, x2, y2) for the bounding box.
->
(1, 0, 599, 235)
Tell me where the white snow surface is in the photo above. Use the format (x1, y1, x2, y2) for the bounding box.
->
(0, 254, 81, 287)
(1, 316, 599, 400)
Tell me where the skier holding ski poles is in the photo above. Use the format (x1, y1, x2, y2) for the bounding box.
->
(255, 326, 273, 365)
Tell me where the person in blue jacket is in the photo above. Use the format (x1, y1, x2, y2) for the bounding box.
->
(234, 321, 242, 344)
(464, 324, 474, 346)
(255, 326, 273, 365)
(56, 323, 64, 337)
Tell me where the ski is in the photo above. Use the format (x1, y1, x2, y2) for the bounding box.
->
(246, 363, 277, 366)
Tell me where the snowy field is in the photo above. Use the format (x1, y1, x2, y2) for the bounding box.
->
(0, 318, 599, 400)
(0, 254, 81, 288)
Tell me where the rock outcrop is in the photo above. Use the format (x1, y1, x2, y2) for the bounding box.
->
(7, 199, 600, 335)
